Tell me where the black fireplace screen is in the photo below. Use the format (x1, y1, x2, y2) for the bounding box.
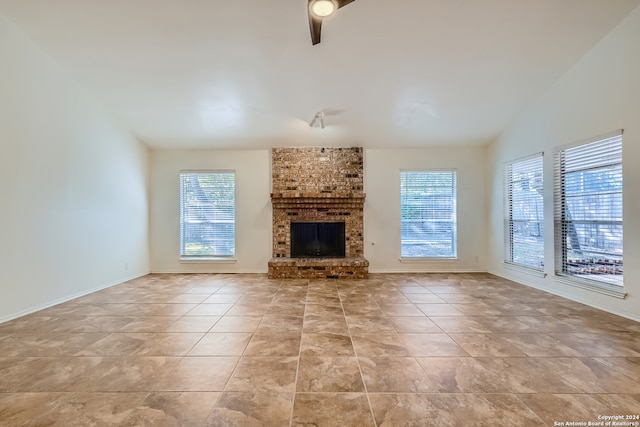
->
(290, 222, 346, 258)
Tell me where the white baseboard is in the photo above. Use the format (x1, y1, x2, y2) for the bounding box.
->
(150, 269, 268, 274)
(369, 268, 487, 274)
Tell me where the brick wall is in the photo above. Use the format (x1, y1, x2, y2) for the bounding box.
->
(271, 147, 364, 197)
(269, 147, 367, 278)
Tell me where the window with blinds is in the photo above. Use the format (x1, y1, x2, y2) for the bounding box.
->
(554, 132, 623, 287)
(504, 154, 544, 270)
(180, 171, 235, 258)
(401, 171, 457, 258)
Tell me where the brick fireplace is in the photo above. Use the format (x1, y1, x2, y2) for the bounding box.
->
(268, 147, 369, 279)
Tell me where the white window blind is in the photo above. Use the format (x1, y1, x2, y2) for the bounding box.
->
(401, 171, 457, 258)
(554, 132, 623, 287)
(180, 171, 235, 258)
(504, 154, 544, 270)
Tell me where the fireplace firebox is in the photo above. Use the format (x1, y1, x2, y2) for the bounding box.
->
(290, 222, 346, 258)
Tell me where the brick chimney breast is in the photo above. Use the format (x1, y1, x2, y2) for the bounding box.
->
(269, 147, 368, 279)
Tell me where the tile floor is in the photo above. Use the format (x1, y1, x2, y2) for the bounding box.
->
(1, 273, 639, 426)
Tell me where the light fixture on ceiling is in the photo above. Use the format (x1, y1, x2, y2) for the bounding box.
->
(309, 111, 326, 129)
(307, 0, 355, 45)
(310, 0, 337, 18)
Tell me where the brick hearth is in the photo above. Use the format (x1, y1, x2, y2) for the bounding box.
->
(268, 147, 368, 279)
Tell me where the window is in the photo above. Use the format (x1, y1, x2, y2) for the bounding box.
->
(180, 171, 235, 258)
(554, 132, 623, 287)
(504, 154, 544, 270)
(401, 171, 457, 258)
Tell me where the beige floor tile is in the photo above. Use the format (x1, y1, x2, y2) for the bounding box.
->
(208, 392, 294, 427)
(255, 314, 304, 334)
(243, 332, 301, 356)
(225, 356, 298, 393)
(405, 293, 448, 303)
(187, 332, 252, 356)
(0, 332, 109, 357)
(497, 332, 587, 357)
(304, 303, 344, 316)
(121, 392, 220, 426)
(153, 357, 238, 392)
(351, 333, 412, 357)
(300, 332, 354, 356)
(515, 315, 588, 333)
(549, 332, 640, 357)
(474, 357, 582, 393)
(163, 315, 220, 332)
(303, 314, 349, 334)
(448, 333, 528, 357)
(0, 392, 67, 426)
(594, 357, 640, 379)
(296, 356, 365, 392)
(35, 392, 147, 427)
(535, 357, 640, 393)
(417, 357, 507, 393)
(401, 333, 471, 357)
(292, 393, 375, 427)
(341, 304, 384, 316)
(359, 357, 435, 392)
(379, 303, 425, 317)
(225, 303, 270, 316)
(388, 316, 443, 333)
(416, 303, 465, 316)
(369, 393, 462, 427)
(186, 304, 233, 316)
(345, 315, 397, 334)
(430, 316, 493, 333)
(203, 293, 243, 304)
(209, 315, 262, 332)
(446, 393, 546, 426)
(474, 316, 533, 332)
(76, 332, 203, 357)
(166, 294, 211, 304)
(518, 393, 615, 426)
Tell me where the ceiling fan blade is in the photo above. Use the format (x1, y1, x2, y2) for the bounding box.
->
(308, 0, 355, 46)
(308, 6, 323, 45)
(335, 0, 356, 9)
(309, 17, 323, 45)
(321, 108, 347, 116)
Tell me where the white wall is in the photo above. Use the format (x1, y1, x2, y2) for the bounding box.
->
(486, 5, 640, 321)
(365, 148, 487, 272)
(0, 14, 150, 322)
(150, 147, 487, 274)
(149, 149, 271, 273)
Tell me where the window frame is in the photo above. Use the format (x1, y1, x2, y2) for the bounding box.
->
(400, 169, 458, 260)
(179, 170, 236, 261)
(503, 153, 545, 272)
(553, 130, 624, 296)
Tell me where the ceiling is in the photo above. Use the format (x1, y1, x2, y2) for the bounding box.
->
(1, 0, 638, 150)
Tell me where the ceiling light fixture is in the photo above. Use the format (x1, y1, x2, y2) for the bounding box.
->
(309, 111, 326, 129)
(307, 0, 355, 45)
(310, 0, 337, 18)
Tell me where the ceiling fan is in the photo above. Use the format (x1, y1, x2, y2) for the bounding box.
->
(309, 109, 347, 128)
(308, 0, 356, 45)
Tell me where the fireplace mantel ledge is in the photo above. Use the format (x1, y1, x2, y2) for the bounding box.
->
(270, 194, 366, 208)
(271, 192, 365, 200)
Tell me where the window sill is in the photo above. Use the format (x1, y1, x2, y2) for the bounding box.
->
(554, 274, 626, 299)
(400, 257, 458, 263)
(179, 257, 237, 264)
(504, 262, 546, 278)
